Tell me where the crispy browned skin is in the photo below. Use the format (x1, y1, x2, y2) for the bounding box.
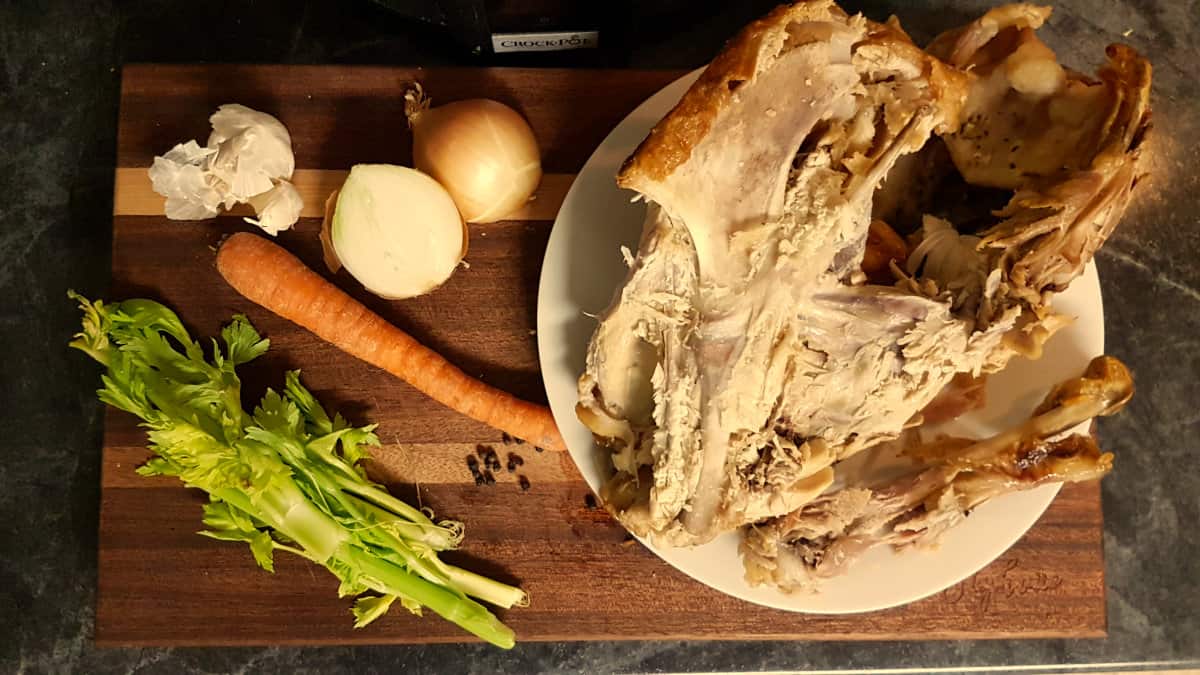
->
(617, 3, 842, 189)
(617, 0, 970, 193)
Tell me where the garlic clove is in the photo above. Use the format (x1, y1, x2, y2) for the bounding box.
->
(206, 104, 296, 202)
(244, 180, 303, 236)
(207, 104, 294, 170)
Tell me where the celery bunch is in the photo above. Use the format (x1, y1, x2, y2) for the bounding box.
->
(70, 293, 525, 648)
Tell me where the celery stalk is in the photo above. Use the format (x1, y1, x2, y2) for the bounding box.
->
(69, 292, 524, 648)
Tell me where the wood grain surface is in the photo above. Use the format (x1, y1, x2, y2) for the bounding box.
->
(98, 64, 1107, 646)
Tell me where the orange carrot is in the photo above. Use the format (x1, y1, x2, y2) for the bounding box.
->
(216, 232, 565, 452)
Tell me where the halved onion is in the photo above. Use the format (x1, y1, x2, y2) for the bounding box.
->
(330, 164, 468, 299)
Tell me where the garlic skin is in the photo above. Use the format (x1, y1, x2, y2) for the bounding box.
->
(148, 104, 302, 235)
(148, 140, 222, 219)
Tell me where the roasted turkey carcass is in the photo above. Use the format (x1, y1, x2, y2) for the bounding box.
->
(575, 0, 1150, 555)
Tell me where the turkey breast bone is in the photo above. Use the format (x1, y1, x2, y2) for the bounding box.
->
(577, 0, 973, 546)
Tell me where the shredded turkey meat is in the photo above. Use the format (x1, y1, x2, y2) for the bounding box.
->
(741, 355, 1133, 591)
(575, 0, 1150, 576)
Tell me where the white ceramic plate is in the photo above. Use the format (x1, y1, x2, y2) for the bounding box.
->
(536, 70, 1104, 613)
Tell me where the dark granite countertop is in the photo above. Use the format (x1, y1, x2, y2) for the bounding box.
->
(2, 1, 1197, 673)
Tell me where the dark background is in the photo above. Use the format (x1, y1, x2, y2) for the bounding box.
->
(3, 0, 1198, 673)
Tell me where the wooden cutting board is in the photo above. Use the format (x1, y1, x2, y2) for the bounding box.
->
(98, 64, 1107, 646)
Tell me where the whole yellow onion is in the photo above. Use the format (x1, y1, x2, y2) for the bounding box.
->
(405, 84, 542, 224)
